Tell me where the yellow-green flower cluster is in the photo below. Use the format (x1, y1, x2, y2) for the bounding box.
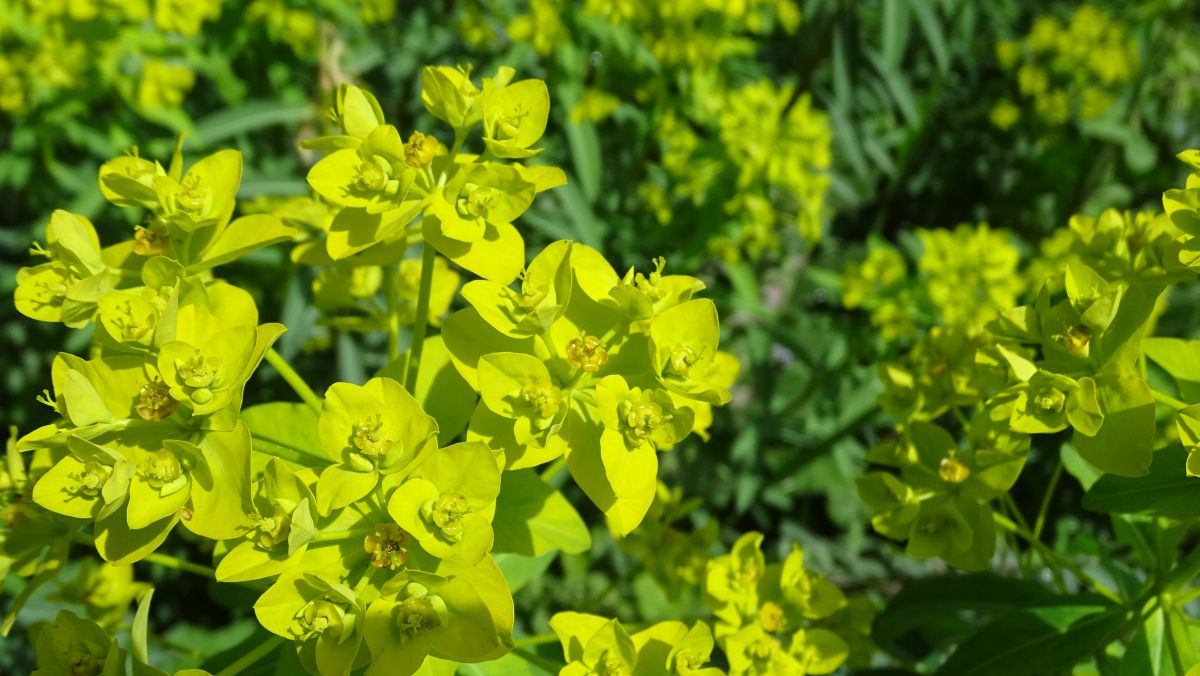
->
(841, 223, 1024, 340)
(575, 0, 800, 71)
(917, 224, 1025, 330)
(1160, 151, 1200, 474)
(617, 481, 720, 598)
(548, 530, 862, 676)
(493, 0, 829, 261)
(445, 240, 737, 535)
(550, 612, 723, 676)
(640, 79, 833, 261)
(0, 0, 217, 115)
(703, 533, 857, 675)
(7, 63, 742, 676)
(711, 83, 832, 260)
(992, 4, 1138, 129)
(13, 142, 294, 564)
(858, 153, 1200, 570)
(840, 242, 914, 342)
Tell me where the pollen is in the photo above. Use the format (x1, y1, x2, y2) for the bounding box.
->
(355, 159, 388, 192)
(137, 380, 177, 421)
(364, 523, 411, 570)
(132, 223, 170, 256)
(758, 601, 786, 633)
(429, 492, 469, 539)
(566, 335, 608, 373)
(351, 415, 393, 458)
(404, 131, 438, 168)
(939, 457, 970, 484)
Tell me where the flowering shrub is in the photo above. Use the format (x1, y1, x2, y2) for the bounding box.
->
(991, 4, 1138, 129)
(460, 0, 832, 263)
(2, 63, 868, 676)
(6, 3, 1200, 676)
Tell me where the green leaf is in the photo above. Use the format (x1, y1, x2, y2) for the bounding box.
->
(564, 119, 601, 204)
(1144, 338, 1200, 401)
(1124, 125, 1157, 175)
(492, 552, 556, 594)
(190, 101, 313, 147)
(184, 424, 253, 540)
(1083, 446, 1200, 519)
(881, 0, 910, 72)
(492, 470, 591, 557)
(194, 214, 296, 271)
(1073, 374, 1154, 477)
(241, 402, 327, 468)
(1119, 607, 1173, 676)
(377, 335, 476, 445)
(132, 588, 154, 665)
(935, 598, 1125, 676)
(908, 0, 949, 72)
(455, 652, 539, 675)
(874, 573, 1054, 648)
(550, 181, 603, 248)
(1062, 443, 1104, 490)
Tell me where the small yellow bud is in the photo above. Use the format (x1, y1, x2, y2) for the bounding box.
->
(758, 601, 786, 633)
(939, 457, 970, 484)
(404, 131, 438, 168)
(566, 335, 608, 373)
(136, 380, 177, 421)
(132, 223, 170, 256)
(363, 523, 410, 570)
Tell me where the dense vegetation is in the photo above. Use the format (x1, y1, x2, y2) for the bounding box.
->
(4, 1, 1200, 674)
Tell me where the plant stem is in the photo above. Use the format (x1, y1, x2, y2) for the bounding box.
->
(994, 513, 1123, 604)
(1165, 542, 1200, 593)
(539, 456, 567, 483)
(402, 242, 437, 392)
(265, 349, 322, 413)
(251, 440, 327, 467)
(510, 646, 563, 674)
(72, 531, 216, 579)
(1163, 602, 1188, 676)
(311, 528, 372, 543)
(513, 633, 562, 649)
(214, 636, 284, 676)
(1001, 493, 1033, 535)
(144, 551, 217, 578)
(384, 263, 402, 362)
(1033, 458, 1063, 542)
(1152, 389, 1189, 411)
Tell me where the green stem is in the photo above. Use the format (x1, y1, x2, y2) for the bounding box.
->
(1152, 389, 1189, 411)
(539, 456, 567, 483)
(1173, 585, 1200, 606)
(510, 646, 563, 674)
(1165, 542, 1200, 593)
(214, 636, 284, 676)
(1001, 496, 1034, 581)
(1163, 601, 1188, 676)
(265, 349, 322, 413)
(311, 528, 372, 544)
(354, 565, 376, 595)
(1001, 493, 1032, 535)
(144, 551, 217, 578)
(402, 242, 437, 392)
(994, 513, 1123, 604)
(72, 531, 216, 579)
(251, 441, 327, 467)
(1033, 458, 1063, 542)
(513, 633, 562, 649)
(384, 263, 402, 363)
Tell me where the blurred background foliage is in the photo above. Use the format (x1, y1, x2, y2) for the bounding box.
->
(3, 0, 1200, 673)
